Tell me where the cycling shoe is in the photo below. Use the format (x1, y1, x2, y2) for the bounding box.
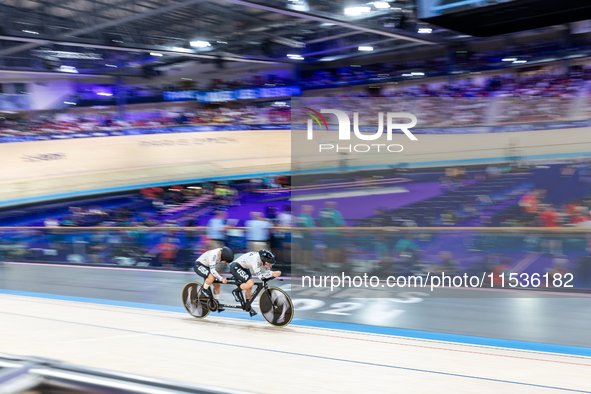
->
(201, 286, 213, 299)
(232, 288, 243, 303)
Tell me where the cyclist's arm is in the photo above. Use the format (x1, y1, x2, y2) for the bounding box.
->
(253, 266, 273, 280)
(210, 266, 224, 281)
(207, 255, 224, 281)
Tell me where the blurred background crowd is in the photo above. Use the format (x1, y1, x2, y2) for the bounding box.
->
(1, 162, 591, 288)
(2, 2, 591, 291)
(4, 69, 591, 139)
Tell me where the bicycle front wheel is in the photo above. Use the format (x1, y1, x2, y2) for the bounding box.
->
(259, 287, 294, 327)
(182, 282, 210, 319)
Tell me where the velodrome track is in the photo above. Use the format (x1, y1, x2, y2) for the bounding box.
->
(3, 125, 591, 206)
(1, 262, 590, 393)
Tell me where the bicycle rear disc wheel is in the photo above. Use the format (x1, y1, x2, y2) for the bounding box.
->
(182, 282, 210, 319)
(259, 287, 294, 327)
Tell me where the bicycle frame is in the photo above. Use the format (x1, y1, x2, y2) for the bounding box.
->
(211, 277, 273, 311)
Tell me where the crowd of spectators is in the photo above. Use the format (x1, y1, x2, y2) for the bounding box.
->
(518, 189, 591, 228)
(299, 70, 591, 127)
(29, 182, 242, 230)
(299, 96, 490, 127)
(2, 165, 591, 284)
(495, 97, 575, 125)
(22, 178, 295, 231)
(347, 70, 589, 98)
(2, 69, 591, 138)
(352, 161, 591, 231)
(0, 106, 290, 138)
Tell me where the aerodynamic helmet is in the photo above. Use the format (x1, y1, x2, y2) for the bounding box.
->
(220, 246, 234, 263)
(259, 249, 275, 266)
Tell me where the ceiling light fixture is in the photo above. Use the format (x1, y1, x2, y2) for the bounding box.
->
(190, 40, 211, 48)
(372, 2, 390, 9)
(59, 65, 77, 73)
(344, 6, 371, 16)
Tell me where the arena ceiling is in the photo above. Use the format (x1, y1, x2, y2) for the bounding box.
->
(0, 0, 465, 75)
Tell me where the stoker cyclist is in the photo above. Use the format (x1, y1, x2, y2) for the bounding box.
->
(193, 246, 234, 311)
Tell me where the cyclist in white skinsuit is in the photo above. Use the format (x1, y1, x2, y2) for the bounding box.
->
(194, 247, 233, 310)
(230, 250, 281, 316)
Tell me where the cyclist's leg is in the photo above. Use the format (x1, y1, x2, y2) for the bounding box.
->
(230, 262, 256, 298)
(194, 263, 214, 298)
(243, 280, 255, 300)
(229, 262, 253, 283)
(213, 258, 224, 299)
(229, 262, 253, 308)
(194, 262, 210, 281)
(212, 283, 221, 299)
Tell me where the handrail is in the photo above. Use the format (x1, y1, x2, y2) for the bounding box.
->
(1, 226, 590, 231)
(253, 177, 413, 193)
(0, 354, 254, 394)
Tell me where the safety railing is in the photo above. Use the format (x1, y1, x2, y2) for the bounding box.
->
(0, 353, 253, 394)
(1, 227, 590, 291)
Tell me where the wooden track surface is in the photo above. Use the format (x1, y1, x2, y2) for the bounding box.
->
(1, 126, 591, 204)
(1, 294, 590, 394)
(0, 129, 290, 203)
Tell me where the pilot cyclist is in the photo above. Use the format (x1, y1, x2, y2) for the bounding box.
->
(230, 250, 281, 316)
